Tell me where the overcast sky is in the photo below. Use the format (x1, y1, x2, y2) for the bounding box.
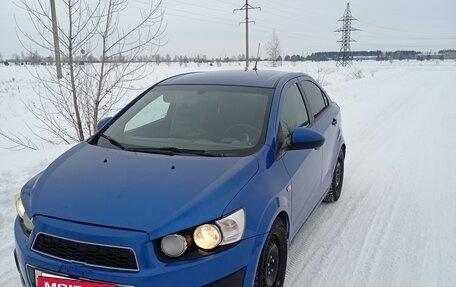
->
(1, 0, 455, 59)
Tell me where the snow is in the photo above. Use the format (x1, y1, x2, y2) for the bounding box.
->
(1, 60, 456, 286)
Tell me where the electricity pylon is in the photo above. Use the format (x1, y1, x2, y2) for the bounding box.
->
(234, 0, 260, 70)
(335, 3, 359, 67)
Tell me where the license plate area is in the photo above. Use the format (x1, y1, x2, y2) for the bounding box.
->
(35, 270, 115, 287)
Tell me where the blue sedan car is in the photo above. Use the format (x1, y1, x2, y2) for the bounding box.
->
(14, 70, 345, 287)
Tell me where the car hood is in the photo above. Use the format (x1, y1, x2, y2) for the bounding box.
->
(29, 142, 258, 238)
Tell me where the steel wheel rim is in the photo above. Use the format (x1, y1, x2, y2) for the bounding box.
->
(335, 161, 342, 188)
(264, 237, 280, 286)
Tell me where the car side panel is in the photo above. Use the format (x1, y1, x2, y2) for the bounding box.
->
(315, 103, 342, 194)
(281, 144, 322, 237)
(275, 79, 323, 238)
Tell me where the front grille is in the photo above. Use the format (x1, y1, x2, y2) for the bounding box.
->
(32, 233, 138, 271)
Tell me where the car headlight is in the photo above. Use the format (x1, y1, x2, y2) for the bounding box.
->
(159, 209, 246, 258)
(193, 224, 222, 250)
(16, 197, 26, 218)
(16, 197, 34, 235)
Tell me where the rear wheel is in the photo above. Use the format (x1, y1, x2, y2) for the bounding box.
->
(254, 219, 287, 287)
(324, 150, 345, 202)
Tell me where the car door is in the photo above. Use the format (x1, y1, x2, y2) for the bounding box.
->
(277, 81, 323, 236)
(300, 80, 341, 194)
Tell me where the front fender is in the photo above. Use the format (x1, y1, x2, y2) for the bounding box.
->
(222, 161, 291, 287)
(222, 152, 291, 242)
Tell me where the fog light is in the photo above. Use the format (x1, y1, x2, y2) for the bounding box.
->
(161, 234, 188, 257)
(193, 224, 222, 250)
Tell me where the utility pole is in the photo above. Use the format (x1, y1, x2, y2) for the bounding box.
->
(50, 0, 62, 79)
(234, 0, 260, 70)
(335, 2, 359, 67)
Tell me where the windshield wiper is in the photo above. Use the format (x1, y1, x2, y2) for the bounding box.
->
(128, 147, 225, 157)
(96, 137, 225, 157)
(99, 133, 128, 150)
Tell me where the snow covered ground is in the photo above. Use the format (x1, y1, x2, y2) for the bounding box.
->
(1, 60, 455, 286)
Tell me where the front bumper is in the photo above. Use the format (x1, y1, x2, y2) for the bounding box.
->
(14, 215, 266, 287)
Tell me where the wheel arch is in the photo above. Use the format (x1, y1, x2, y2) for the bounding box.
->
(276, 211, 290, 240)
(254, 193, 290, 238)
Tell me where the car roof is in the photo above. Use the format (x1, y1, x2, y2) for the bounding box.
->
(157, 70, 306, 89)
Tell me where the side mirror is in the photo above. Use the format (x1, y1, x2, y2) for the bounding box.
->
(289, 128, 325, 150)
(97, 117, 113, 131)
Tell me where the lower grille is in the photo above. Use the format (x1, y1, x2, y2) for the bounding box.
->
(32, 233, 138, 271)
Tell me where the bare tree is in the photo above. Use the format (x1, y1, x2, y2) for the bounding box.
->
(266, 29, 281, 67)
(165, 53, 171, 66)
(29, 50, 42, 65)
(0, 129, 38, 151)
(154, 54, 161, 66)
(15, 0, 165, 143)
(12, 53, 21, 64)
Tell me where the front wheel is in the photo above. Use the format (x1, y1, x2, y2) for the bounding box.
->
(254, 219, 287, 287)
(324, 149, 345, 202)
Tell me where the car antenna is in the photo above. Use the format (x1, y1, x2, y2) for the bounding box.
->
(253, 43, 261, 71)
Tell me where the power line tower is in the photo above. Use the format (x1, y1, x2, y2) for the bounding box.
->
(234, 0, 260, 70)
(335, 3, 359, 67)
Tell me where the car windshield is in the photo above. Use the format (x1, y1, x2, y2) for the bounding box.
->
(96, 85, 273, 156)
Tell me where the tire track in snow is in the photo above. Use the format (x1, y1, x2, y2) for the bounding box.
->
(285, 65, 456, 287)
(286, 67, 413, 287)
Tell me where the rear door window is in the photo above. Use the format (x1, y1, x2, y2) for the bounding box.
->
(301, 81, 328, 119)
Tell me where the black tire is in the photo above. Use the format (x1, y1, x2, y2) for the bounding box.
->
(254, 219, 288, 287)
(324, 149, 345, 202)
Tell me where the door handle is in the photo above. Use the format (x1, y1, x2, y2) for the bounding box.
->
(332, 118, 337, 125)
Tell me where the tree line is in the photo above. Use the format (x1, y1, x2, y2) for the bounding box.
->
(305, 50, 455, 62)
(2, 49, 455, 67)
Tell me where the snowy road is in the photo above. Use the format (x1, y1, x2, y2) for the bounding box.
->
(1, 62, 455, 286)
(285, 64, 456, 286)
